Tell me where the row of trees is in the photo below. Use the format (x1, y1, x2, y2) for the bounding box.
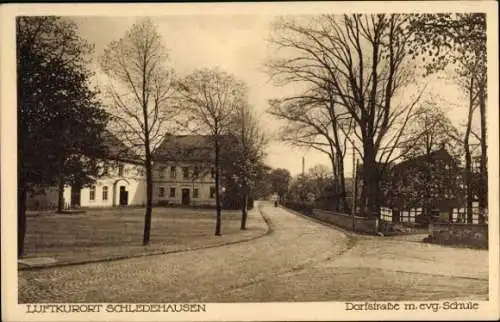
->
(267, 13, 487, 220)
(17, 17, 267, 257)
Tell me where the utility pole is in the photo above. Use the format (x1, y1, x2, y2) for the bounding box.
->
(302, 156, 305, 176)
(351, 144, 356, 231)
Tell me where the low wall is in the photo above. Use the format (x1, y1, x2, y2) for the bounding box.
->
(427, 223, 488, 248)
(312, 209, 379, 234)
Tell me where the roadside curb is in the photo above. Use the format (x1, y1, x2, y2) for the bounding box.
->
(280, 206, 360, 243)
(277, 205, 358, 260)
(281, 206, 435, 248)
(18, 205, 272, 271)
(257, 204, 275, 235)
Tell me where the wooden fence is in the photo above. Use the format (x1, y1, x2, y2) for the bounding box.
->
(379, 207, 422, 224)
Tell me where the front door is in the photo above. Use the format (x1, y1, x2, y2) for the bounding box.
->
(181, 188, 190, 206)
(119, 186, 128, 206)
(71, 185, 81, 207)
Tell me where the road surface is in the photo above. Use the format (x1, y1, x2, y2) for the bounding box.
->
(19, 202, 488, 302)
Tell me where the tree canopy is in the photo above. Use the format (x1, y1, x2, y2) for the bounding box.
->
(17, 16, 109, 255)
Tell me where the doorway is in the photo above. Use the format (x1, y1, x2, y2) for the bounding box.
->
(119, 186, 128, 206)
(181, 188, 190, 206)
(71, 185, 81, 207)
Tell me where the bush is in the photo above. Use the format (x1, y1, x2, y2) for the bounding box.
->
(282, 200, 314, 216)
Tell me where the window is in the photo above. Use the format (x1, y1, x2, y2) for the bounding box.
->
(159, 187, 165, 197)
(118, 164, 124, 177)
(170, 188, 176, 198)
(159, 167, 165, 179)
(193, 166, 200, 179)
(102, 186, 108, 201)
(193, 188, 199, 199)
(182, 167, 189, 180)
(90, 186, 96, 201)
(211, 168, 215, 179)
(210, 186, 216, 199)
(170, 166, 176, 178)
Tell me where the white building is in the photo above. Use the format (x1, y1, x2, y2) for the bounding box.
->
(26, 132, 147, 210)
(77, 161, 147, 208)
(72, 132, 147, 208)
(26, 134, 221, 210)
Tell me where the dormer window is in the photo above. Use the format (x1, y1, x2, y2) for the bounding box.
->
(118, 164, 124, 177)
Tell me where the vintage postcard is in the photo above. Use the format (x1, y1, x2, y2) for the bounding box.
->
(1, 1, 499, 321)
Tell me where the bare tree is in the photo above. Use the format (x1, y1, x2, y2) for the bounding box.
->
(402, 101, 462, 158)
(176, 67, 246, 235)
(228, 102, 267, 229)
(268, 14, 423, 217)
(268, 87, 353, 211)
(100, 18, 176, 245)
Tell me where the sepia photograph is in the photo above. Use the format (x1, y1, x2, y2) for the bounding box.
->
(1, 1, 499, 321)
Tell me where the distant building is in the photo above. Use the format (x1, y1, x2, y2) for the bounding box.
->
(381, 147, 463, 212)
(152, 135, 217, 207)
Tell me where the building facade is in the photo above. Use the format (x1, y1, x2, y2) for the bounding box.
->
(152, 135, 217, 207)
(76, 161, 147, 208)
(152, 162, 216, 206)
(380, 147, 463, 212)
(26, 134, 219, 210)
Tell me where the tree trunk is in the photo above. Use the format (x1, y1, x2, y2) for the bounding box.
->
(464, 147, 473, 223)
(329, 154, 339, 210)
(215, 136, 222, 236)
(240, 191, 248, 230)
(18, 97, 27, 257)
(359, 172, 368, 215)
(353, 160, 359, 215)
(464, 75, 475, 224)
(57, 174, 65, 213)
(362, 141, 380, 218)
(478, 82, 487, 223)
(143, 157, 153, 245)
(423, 154, 433, 216)
(337, 152, 347, 213)
(18, 178, 27, 258)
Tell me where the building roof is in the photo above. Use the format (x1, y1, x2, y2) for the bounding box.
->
(152, 134, 215, 162)
(101, 131, 143, 165)
(393, 147, 457, 172)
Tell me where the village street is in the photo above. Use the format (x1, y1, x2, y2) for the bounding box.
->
(19, 202, 488, 303)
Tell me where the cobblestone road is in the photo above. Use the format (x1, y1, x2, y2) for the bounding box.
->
(19, 202, 488, 302)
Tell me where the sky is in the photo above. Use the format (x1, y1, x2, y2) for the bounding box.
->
(72, 15, 475, 178)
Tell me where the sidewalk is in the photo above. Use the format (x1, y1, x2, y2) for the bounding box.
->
(18, 204, 269, 270)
